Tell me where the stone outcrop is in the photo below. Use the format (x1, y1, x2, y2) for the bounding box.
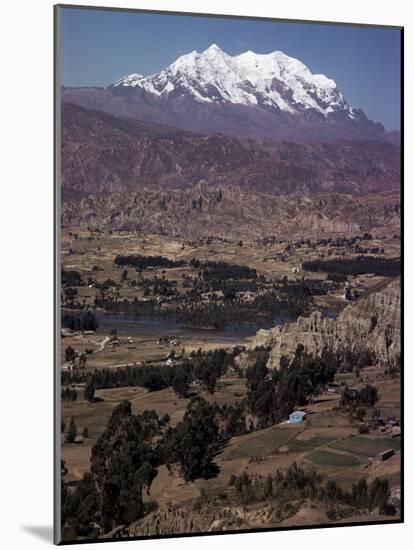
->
(122, 499, 320, 537)
(124, 505, 250, 537)
(253, 278, 400, 369)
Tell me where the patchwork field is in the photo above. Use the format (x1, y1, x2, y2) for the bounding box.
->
(62, 363, 401, 503)
(61, 229, 400, 292)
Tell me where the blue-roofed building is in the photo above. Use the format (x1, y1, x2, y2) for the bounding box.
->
(288, 411, 307, 423)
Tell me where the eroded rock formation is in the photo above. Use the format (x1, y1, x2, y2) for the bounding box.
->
(253, 278, 401, 369)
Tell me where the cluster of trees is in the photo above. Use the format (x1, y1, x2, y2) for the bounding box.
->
(230, 462, 322, 504)
(229, 463, 395, 516)
(61, 402, 162, 540)
(171, 361, 193, 398)
(185, 235, 231, 248)
(62, 396, 235, 540)
(317, 234, 374, 248)
(303, 256, 400, 277)
(62, 346, 242, 401)
(62, 312, 99, 332)
(62, 364, 176, 393)
(63, 287, 78, 306)
(255, 235, 285, 247)
(353, 245, 385, 255)
(247, 345, 337, 429)
(279, 234, 375, 251)
(187, 277, 258, 298)
(171, 302, 229, 330)
(167, 282, 311, 330)
(163, 396, 220, 482)
(340, 384, 379, 409)
(327, 272, 348, 282)
(62, 418, 88, 441)
(61, 387, 77, 402)
(252, 285, 309, 314)
(62, 268, 83, 287)
(191, 348, 237, 393)
(64, 346, 77, 363)
(189, 259, 257, 281)
(93, 296, 156, 317)
(84, 379, 95, 402)
(335, 347, 376, 373)
(65, 417, 77, 443)
(171, 347, 243, 397)
(139, 277, 177, 297)
(245, 350, 270, 392)
(282, 279, 332, 297)
(114, 254, 185, 270)
(216, 400, 248, 438)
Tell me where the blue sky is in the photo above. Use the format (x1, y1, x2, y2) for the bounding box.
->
(60, 7, 401, 130)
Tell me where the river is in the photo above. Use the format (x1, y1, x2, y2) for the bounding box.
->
(92, 311, 295, 346)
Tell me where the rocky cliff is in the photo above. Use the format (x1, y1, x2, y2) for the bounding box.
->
(61, 183, 400, 241)
(254, 278, 401, 369)
(123, 505, 249, 537)
(114, 500, 327, 538)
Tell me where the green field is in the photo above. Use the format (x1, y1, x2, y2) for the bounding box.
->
(329, 436, 400, 458)
(220, 425, 298, 460)
(306, 449, 364, 467)
(285, 437, 335, 453)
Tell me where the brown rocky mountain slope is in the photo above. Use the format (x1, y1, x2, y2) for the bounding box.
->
(61, 103, 400, 196)
(254, 277, 401, 369)
(61, 183, 400, 240)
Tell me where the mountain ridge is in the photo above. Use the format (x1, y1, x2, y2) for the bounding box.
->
(61, 44, 397, 143)
(61, 103, 400, 197)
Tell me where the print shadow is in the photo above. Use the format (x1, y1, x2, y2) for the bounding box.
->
(21, 525, 53, 543)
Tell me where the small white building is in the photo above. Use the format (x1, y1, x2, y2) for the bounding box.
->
(289, 411, 307, 424)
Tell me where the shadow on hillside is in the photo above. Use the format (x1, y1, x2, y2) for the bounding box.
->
(203, 461, 220, 480)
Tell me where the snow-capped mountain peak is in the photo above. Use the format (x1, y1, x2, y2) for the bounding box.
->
(112, 73, 144, 87)
(206, 43, 222, 51)
(112, 44, 355, 119)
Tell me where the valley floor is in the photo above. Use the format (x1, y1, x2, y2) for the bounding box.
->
(60, 228, 401, 539)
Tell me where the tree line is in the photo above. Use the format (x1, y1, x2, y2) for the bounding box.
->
(61, 347, 242, 398)
(229, 463, 395, 517)
(303, 256, 400, 277)
(189, 259, 257, 281)
(114, 254, 185, 270)
(62, 363, 176, 393)
(62, 311, 99, 332)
